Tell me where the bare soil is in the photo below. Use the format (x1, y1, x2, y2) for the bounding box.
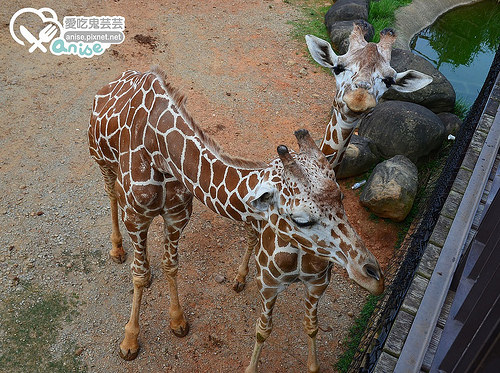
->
(0, 1, 398, 372)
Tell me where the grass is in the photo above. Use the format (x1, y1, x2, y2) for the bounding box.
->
(0, 281, 85, 373)
(335, 294, 382, 373)
(368, 0, 412, 42)
(454, 97, 471, 120)
(286, 0, 331, 42)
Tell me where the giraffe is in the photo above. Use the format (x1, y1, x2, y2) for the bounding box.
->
(237, 25, 433, 373)
(88, 66, 384, 368)
(309, 22, 433, 171)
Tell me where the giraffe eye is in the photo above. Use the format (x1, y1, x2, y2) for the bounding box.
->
(291, 216, 316, 228)
(333, 65, 345, 75)
(382, 77, 395, 88)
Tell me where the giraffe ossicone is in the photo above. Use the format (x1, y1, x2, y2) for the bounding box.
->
(88, 63, 383, 367)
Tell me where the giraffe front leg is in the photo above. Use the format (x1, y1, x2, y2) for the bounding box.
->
(233, 223, 259, 293)
(303, 274, 330, 373)
(245, 283, 278, 373)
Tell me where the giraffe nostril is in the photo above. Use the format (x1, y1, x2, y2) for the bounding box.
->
(364, 264, 380, 281)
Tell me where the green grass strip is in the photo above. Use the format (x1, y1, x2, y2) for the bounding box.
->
(335, 294, 382, 373)
(369, 0, 412, 42)
(286, 0, 331, 41)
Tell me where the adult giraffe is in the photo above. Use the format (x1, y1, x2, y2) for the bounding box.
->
(88, 65, 383, 370)
(237, 24, 433, 373)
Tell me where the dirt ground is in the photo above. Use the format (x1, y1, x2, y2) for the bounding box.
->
(0, 1, 398, 372)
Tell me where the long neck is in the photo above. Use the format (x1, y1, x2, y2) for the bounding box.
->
(319, 101, 360, 173)
(151, 88, 267, 222)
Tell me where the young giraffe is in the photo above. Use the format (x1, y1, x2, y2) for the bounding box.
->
(88, 66, 384, 366)
(237, 25, 432, 373)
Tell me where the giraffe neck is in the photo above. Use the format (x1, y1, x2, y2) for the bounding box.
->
(149, 72, 269, 223)
(319, 102, 360, 172)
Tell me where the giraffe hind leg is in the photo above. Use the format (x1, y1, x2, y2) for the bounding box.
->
(161, 192, 193, 338)
(119, 213, 152, 360)
(99, 165, 126, 263)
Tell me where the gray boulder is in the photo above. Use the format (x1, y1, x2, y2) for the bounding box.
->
(359, 100, 446, 162)
(327, 20, 375, 54)
(337, 135, 380, 179)
(437, 112, 462, 137)
(360, 155, 418, 222)
(324, 0, 370, 25)
(382, 49, 456, 113)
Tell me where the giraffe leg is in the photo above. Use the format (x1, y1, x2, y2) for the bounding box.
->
(119, 274, 148, 360)
(119, 214, 152, 360)
(303, 272, 331, 373)
(245, 282, 279, 373)
(109, 192, 126, 263)
(162, 192, 192, 337)
(233, 223, 259, 293)
(99, 165, 126, 263)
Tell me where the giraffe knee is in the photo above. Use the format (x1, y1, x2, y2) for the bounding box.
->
(132, 273, 151, 288)
(255, 319, 273, 341)
(162, 260, 178, 277)
(303, 317, 318, 338)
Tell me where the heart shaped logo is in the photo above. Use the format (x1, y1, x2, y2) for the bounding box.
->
(9, 7, 63, 53)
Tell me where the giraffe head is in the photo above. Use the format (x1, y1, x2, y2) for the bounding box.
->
(248, 130, 384, 295)
(306, 22, 432, 119)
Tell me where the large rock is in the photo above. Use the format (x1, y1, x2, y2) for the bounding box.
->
(337, 135, 380, 179)
(359, 100, 446, 162)
(382, 49, 456, 113)
(438, 112, 462, 137)
(324, 0, 370, 25)
(327, 20, 375, 55)
(360, 155, 418, 222)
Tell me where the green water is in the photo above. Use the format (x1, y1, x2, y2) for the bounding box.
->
(410, 0, 500, 105)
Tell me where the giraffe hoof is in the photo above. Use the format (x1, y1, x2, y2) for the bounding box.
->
(110, 251, 127, 264)
(232, 280, 246, 293)
(119, 346, 140, 361)
(171, 322, 190, 338)
(308, 366, 320, 373)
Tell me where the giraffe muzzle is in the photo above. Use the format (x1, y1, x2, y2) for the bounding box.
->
(343, 88, 376, 113)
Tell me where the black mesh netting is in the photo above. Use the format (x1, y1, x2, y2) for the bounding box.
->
(348, 44, 500, 373)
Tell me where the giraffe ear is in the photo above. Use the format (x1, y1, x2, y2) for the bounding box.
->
(305, 35, 338, 69)
(391, 70, 433, 93)
(248, 184, 277, 212)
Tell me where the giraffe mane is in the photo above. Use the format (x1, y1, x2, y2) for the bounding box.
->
(149, 66, 267, 170)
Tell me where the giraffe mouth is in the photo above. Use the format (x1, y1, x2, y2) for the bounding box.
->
(343, 89, 376, 114)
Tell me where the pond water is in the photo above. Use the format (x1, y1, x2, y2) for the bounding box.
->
(410, 0, 500, 105)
